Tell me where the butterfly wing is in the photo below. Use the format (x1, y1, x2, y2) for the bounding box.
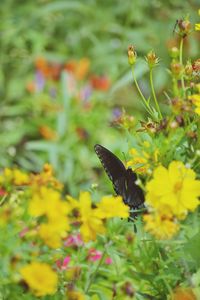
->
(125, 169, 145, 208)
(94, 144, 127, 195)
(94, 144, 145, 210)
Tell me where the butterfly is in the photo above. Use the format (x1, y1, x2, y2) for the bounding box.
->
(94, 144, 145, 219)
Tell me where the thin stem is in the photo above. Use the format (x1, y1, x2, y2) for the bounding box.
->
(131, 66, 154, 116)
(172, 77, 179, 97)
(149, 69, 162, 119)
(179, 37, 186, 98)
(85, 247, 107, 294)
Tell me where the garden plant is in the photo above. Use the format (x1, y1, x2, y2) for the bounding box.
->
(0, 2, 200, 300)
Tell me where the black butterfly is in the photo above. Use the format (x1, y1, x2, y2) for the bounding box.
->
(94, 144, 145, 218)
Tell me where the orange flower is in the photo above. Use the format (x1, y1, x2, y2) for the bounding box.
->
(65, 58, 90, 80)
(48, 63, 62, 81)
(75, 58, 90, 80)
(65, 60, 77, 73)
(26, 82, 36, 93)
(35, 57, 49, 77)
(90, 75, 110, 91)
(171, 287, 197, 300)
(39, 126, 57, 140)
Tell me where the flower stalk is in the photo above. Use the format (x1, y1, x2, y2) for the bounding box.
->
(179, 37, 186, 98)
(149, 68, 162, 119)
(85, 244, 108, 294)
(131, 66, 154, 116)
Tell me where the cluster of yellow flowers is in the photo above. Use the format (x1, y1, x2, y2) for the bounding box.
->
(30, 163, 63, 190)
(67, 192, 129, 242)
(15, 165, 129, 297)
(0, 163, 130, 297)
(144, 161, 200, 239)
(27, 166, 129, 247)
(0, 167, 30, 186)
(29, 186, 70, 248)
(20, 261, 86, 298)
(127, 142, 159, 174)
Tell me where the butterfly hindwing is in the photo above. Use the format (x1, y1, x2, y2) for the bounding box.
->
(124, 168, 144, 208)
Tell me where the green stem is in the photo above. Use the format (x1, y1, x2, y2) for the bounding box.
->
(172, 77, 179, 97)
(131, 66, 154, 116)
(149, 69, 162, 119)
(85, 247, 107, 294)
(179, 37, 186, 98)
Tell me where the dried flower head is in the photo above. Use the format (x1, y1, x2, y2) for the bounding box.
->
(128, 45, 137, 65)
(145, 50, 159, 68)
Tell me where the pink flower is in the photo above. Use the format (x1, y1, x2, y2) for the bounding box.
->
(105, 257, 112, 265)
(88, 249, 102, 262)
(64, 233, 83, 247)
(0, 188, 7, 196)
(19, 227, 29, 238)
(56, 256, 70, 270)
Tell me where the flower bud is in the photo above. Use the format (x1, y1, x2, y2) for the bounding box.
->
(128, 45, 137, 65)
(171, 61, 183, 78)
(176, 19, 192, 37)
(192, 59, 200, 74)
(145, 50, 159, 68)
(185, 61, 193, 76)
(121, 282, 135, 297)
(175, 115, 184, 127)
(187, 131, 197, 139)
(169, 47, 179, 59)
(170, 121, 178, 129)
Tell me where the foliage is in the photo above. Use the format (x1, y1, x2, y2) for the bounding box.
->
(0, 2, 200, 300)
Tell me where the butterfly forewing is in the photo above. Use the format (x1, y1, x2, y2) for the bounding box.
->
(94, 144, 126, 182)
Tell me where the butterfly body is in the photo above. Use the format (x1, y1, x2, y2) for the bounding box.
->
(94, 144, 145, 217)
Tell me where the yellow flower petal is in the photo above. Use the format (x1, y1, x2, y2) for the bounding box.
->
(20, 262, 58, 296)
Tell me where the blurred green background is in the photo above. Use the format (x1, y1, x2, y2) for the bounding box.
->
(0, 0, 199, 194)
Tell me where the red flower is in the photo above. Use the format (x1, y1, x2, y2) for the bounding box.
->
(90, 75, 110, 91)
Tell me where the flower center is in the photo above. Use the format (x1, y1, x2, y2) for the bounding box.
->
(174, 181, 182, 193)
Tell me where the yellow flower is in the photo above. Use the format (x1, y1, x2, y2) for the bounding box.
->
(127, 148, 150, 174)
(4, 168, 12, 178)
(46, 197, 69, 222)
(29, 187, 56, 217)
(39, 220, 68, 248)
(0, 168, 29, 185)
(146, 161, 200, 219)
(13, 169, 30, 185)
(144, 213, 179, 239)
(29, 187, 69, 219)
(20, 262, 58, 296)
(96, 195, 129, 218)
(129, 148, 138, 156)
(188, 94, 200, 115)
(78, 192, 105, 242)
(67, 290, 85, 300)
(30, 164, 63, 190)
(66, 195, 80, 212)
